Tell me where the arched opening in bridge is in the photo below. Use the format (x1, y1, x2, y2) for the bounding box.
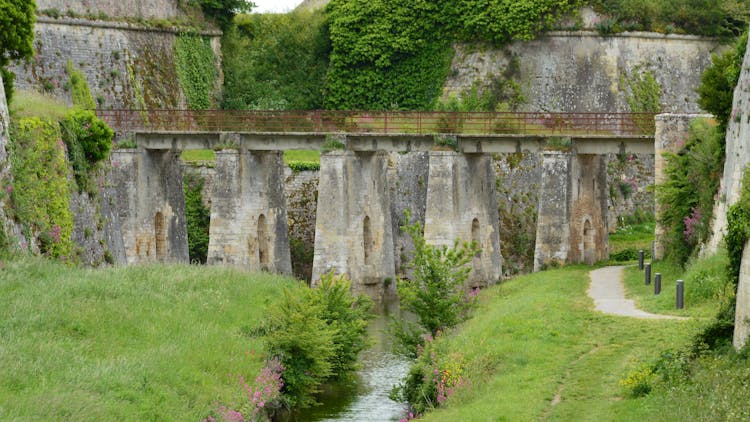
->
(258, 214, 269, 270)
(363, 215, 373, 266)
(471, 218, 481, 258)
(583, 219, 594, 265)
(155, 211, 167, 261)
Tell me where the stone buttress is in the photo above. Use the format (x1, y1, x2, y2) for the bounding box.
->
(424, 151, 502, 286)
(534, 151, 609, 271)
(312, 150, 395, 300)
(111, 148, 189, 264)
(207, 149, 292, 274)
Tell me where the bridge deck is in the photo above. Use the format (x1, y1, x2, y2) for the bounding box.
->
(134, 131, 655, 154)
(98, 110, 656, 154)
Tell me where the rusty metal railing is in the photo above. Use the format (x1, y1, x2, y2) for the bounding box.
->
(95, 109, 656, 137)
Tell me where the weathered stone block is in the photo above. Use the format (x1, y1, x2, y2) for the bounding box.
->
(424, 152, 502, 286)
(207, 150, 291, 274)
(312, 150, 395, 301)
(111, 149, 188, 264)
(735, 240, 750, 350)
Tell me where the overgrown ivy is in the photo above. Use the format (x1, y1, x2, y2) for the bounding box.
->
(65, 61, 96, 110)
(324, 0, 582, 110)
(8, 117, 74, 259)
(175, 33, 217, 110)
(697, 31, 748, 132)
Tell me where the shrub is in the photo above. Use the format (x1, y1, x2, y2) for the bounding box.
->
(65, 61, 96, 110)
(260, 273, 371, 408)
(697, 31, 748, 131)
(0, 0, 36, 104)
(65, 110, 113, 163)
(393, 212, 479, 356)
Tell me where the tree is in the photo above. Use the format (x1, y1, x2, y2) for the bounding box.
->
(392, 212, 479, 356)
(0, 0, 36, 104)
(697, 31, 748, 131)
(191, 0, 255, 30)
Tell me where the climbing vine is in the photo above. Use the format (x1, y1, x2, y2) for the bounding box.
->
(8, 117, 74, 258)
(65, 61, 96, 110)
(174, 33, 217, 110)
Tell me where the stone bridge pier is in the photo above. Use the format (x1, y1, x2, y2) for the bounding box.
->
(424, 151, 503, 286)
(534, 151, 609, 271)
(207, 149, 292, 274)
(111, 149, 189, 264)
(312, 150, 395, 300)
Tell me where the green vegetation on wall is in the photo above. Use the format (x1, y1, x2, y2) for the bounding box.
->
(621, 65, 661, 113)
(323, 0, 582, 110)
(7, 117, 74, 258)
(174, 33, 217, 110)
(222, 10, 330, 110)
(0, 0, 36, 104)
(656, 118, 724, 265)
(189, 0, 255, 30)
(60, 110, 114, 194)
(64, 61, 96, 110)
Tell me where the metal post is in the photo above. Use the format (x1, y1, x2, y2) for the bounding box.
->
(676, 280, 684, 309)
(638, 250, 644, 270)
(654, 273, 661, 295)
(645, 263, 651, 285)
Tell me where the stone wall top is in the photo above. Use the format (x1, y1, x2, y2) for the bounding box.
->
(36, 0, 183, 20)
(35, 16, 222, 36)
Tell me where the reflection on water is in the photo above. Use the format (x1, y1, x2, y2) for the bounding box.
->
(285, 301, 411, 422)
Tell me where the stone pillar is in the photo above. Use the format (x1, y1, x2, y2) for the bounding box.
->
(312, 150, 395, 301)
(534, 151, 609, 271)
(111, 149, 189, 264)
(735, 240, 750, 350)
(424, 151, 502, 286)
(654, 114, 712, 259)
(207, 149, 292, 274)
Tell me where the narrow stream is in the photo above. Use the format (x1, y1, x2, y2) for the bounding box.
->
(283, 301, 411, 421)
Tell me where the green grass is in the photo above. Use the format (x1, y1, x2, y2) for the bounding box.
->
(284, 149, 320, 165)
(609, 221, 655, 259)
(179, 149, 320, 166)
(622, 251, 730, 319)
(10, 90, 71, 121)
(0, 258, 298, 420)
(416, 265, 710, 421)
(181, 149, 216, 162)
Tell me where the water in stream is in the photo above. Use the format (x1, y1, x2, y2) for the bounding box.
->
(283, 302, 411, 421)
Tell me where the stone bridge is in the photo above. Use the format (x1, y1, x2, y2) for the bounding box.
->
(100, 109, 662, 299)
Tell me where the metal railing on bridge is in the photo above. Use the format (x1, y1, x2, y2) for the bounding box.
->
(95, 109, 656, 137)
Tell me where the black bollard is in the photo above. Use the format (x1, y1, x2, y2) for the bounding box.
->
(638, 250, 644, 270)
(676, 280, 684, 309)
(654, 273, 661, 295)
(645, 263, 651, 285)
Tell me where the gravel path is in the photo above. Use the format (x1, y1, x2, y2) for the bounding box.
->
(588, 266, 685, 320)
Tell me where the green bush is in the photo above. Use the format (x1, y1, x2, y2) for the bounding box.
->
(287, 161, 320, 172)
(697, 31, 748, 131)
(261, 273, 371, 408)
(393, 212, 479, 356)
(183, 173, 210, 264)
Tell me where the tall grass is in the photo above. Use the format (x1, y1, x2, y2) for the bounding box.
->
(10, 90, 70, 120)
(0, 258, 297, 420)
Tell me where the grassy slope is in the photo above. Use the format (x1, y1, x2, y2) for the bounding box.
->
(0, 258, 297, 420)
(422, 266, 708, 421)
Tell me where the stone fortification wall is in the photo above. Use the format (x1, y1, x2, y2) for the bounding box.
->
(708, 34, 750, 254)
(36, 0, 183, 20)
(10, 18, 221, 109)
(446, 32, 721, 113)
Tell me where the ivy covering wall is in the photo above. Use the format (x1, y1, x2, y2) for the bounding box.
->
(175, 33, 217, 110)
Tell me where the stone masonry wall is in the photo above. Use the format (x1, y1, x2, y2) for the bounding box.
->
(10, 18, 221, 110)
(36, 0, 183, 20)
(446, 32, 721, 113)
